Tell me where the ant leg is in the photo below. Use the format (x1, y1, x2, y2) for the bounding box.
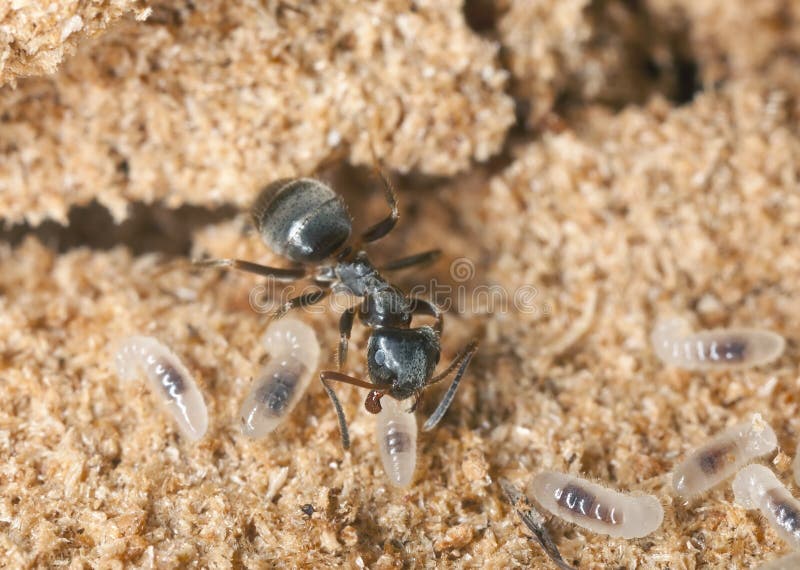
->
(337, 306, 357, 370)
(361, 156, 399, 244)
(423, 340, 479, 431)
(380, 249, 441, 272)
(409, 297, 444, 336)
(272, 288, 330, 320)
(320, 370, 376, 450)
(409, 390, 423, 413)
(193, 258, 305, 282)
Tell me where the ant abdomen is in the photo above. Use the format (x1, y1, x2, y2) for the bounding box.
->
(251, 178, 352, 263)
(240, 318, 320, 438)
(375, 398, 417, 488)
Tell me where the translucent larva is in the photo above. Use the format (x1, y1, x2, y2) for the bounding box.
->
(115, 336, 208, 441)
(733, 464, 800, 549)
(758, 552, 800, 570)
(240, 318, 320, 438)
(651, 317, 784, 370)
(672, 414, 777, 498)
(529, 471, 664, 539)
(375, 397, 417, 488)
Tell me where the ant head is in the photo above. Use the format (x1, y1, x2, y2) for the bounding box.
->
(366, 327, 441, 400)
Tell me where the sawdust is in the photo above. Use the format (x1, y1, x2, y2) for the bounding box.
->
(0, 0, 149, 85)
(0, 0, 514, 226)
(496, 0, 695, 127)
(2, 0, 800, 568)
(483, 77, 800, 568)
(650, 0, 800, 86)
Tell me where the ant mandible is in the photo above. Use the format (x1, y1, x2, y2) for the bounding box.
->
(195, 165, 479, 449)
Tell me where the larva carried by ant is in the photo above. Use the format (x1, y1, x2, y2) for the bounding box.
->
(672, 414, 777, 499)
(733, 464, 800, 549)
(651, 317, 784, 370)
(375, 397, 417, 488)
(240, 318, 320, 438)
(529, 471, 664, 539)
(115, 336, 208, 441)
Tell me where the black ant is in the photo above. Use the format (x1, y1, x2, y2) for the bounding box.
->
(195, 167, 478, 449)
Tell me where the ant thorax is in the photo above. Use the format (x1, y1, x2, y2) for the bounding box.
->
(331, 251, 380, 297)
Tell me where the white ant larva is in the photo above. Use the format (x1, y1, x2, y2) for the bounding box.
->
(115, 336, 208, 441)
(758, 551, 800, 570)
(240, 318, 320, 438)
(375, 397, 417, 488)
(529, 471, 664, 539)
(672, 414, 777, 499)
(650, 317, 785, 370)
(733, 464, 800, 549)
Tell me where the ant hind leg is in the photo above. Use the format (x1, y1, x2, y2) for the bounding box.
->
(381, 249, 441, 272)
(361, 150, 399, 244)
(193, 258, 306, 281)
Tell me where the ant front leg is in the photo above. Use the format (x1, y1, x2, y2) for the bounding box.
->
(320, 370, 376, 450)
(193, 257, 306, 281)
(337, 306, 357, 370)
(423, 339, 479, 431)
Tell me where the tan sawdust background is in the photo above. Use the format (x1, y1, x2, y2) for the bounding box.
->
(2, 0, 800, 568)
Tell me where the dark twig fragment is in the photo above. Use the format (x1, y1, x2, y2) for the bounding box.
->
(499, 478, 575, 570)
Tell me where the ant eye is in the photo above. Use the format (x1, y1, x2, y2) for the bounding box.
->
(374, 349, 386, 366)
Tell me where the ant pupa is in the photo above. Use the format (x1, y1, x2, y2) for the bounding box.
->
(115, 336, 208, 441)
(758, 551, 800, 570)
(375, 397, 417, 488)
(733, 464, 800, 549)
(499, 478, 574, 570)
(672, 414, 777, 499)
(240, 318, 320, 438)
(529, 471, 664, 539)
(651, 317, 785, 370)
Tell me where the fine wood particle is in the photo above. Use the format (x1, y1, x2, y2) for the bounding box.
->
(0, 1, 150, 86)
(0, 0, 514, 225)
(2, 1, 800, 568)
